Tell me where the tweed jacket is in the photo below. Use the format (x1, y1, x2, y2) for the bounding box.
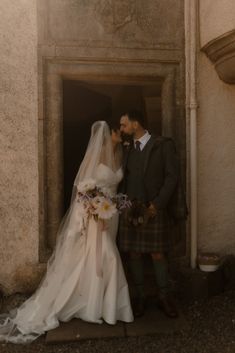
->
(120, 135, 179, 210)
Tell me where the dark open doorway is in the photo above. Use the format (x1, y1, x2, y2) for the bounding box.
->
(62, 77, 186, 294)
(63, 79, 163, 212)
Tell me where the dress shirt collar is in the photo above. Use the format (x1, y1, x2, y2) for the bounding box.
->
(134, 131, 151, 150)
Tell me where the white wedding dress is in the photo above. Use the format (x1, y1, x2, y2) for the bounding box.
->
(0, 163, 133, 343)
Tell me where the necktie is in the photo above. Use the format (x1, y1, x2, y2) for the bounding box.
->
(135, 140, 141, 151)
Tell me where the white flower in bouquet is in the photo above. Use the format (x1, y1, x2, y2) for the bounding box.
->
(94, 198, 117, 220)
(77, 179, 96, 193)
(100, 186, 114, 198)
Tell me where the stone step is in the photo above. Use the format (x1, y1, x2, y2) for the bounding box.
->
(46, 299, 188, 344)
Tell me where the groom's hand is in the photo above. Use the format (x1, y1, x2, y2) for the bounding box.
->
(147, 202, 157, 218)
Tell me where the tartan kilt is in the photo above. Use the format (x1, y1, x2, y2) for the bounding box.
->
(118, 209, 171, 254)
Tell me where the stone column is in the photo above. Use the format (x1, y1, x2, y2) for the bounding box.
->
(185, 0, 199, 268)
(45, 72, 64, 249)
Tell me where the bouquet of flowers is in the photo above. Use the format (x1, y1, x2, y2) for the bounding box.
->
(76, 179, 131, 222)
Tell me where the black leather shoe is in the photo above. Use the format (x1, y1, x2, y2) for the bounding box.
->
(157, 296, 178, 318)
(132, 297, 146, 318)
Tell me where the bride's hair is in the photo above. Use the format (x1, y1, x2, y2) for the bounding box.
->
(109, 120, 120, 132)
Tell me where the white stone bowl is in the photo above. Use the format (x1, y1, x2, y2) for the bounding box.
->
(198, 263, 219, 272)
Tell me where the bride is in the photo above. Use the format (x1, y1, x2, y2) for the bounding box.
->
(0, 121, 134, 344)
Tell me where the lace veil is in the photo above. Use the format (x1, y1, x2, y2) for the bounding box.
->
(52, 120, 118, 274)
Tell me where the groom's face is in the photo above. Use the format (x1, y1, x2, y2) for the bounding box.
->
(120, 115, 136, 140)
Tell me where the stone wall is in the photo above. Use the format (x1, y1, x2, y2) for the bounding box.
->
(198, 1, 235, 254)
(199, 0, 235, 46)
(39, 0, 184, 48)
(0, 0, 41, 293)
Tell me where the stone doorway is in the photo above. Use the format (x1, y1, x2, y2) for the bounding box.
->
(39, 60, 185, 262)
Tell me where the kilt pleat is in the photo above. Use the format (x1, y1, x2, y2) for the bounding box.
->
(118, 209, 171, 253)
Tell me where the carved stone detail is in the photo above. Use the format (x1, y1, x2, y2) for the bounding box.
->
(95, 0, 136, 34)
(202, 30, 235, 84)
(44, 0, 183, 48)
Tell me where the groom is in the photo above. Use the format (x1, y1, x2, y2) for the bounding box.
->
(119, 110, 179, 318)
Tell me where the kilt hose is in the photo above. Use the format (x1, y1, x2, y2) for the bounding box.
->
(118, 209, 171, 254)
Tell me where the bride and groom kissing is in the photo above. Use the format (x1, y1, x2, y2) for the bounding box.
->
(0, 110, 179, 344)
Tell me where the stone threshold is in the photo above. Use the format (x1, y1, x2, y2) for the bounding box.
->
(46, 304, 188, 344)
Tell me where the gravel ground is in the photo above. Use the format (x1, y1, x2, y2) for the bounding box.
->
(1, 290, 235, 353)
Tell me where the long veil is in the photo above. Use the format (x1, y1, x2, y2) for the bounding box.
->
(0, 121, 116, 343)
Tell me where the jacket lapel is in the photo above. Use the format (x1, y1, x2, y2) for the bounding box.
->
(123, 136, 162, 174)
(122, 141, 133, 172)
(143, 136, 156, 174)
(143, 135, 162, 174)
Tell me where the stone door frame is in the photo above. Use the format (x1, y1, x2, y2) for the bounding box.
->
(39, 58, 177, 261)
